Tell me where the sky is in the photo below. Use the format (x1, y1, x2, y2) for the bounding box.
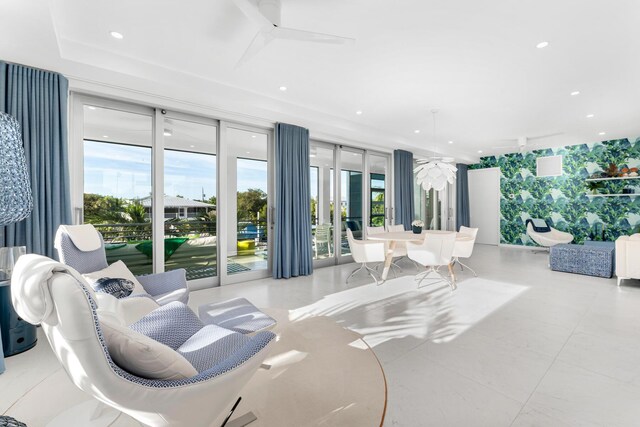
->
(84, 141, 268, 200)
(84, 141, 377, 203)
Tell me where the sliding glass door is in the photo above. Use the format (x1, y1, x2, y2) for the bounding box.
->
(224, 126, 271, 279)
(368, 153, 391, 228)
(339, 149, 364, 258)
(310, 142, 336, 266)
(81, 103, 154, 275)
(163, 115, 218, 281)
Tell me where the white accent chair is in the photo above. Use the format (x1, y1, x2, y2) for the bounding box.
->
(452, 226, 478, 276)
(55, 224, 189, 306)
(615, 234, 640, 286)
(346, 228, 386, 284)
(407, 232, 457, 290)
(526, 222, 573, 249)
(11, 254, 275, 427)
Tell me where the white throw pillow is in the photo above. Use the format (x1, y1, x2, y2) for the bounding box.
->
(83, 261, 147, 296)
(99, 316, 198, 380)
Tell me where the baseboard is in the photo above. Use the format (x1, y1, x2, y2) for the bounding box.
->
(498, 243, 545, 251)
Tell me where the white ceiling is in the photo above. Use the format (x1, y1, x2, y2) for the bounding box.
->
(2, 0, 640, 162)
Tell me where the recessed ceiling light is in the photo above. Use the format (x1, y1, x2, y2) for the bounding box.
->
(310, 154, 317, 158)
(87, 106, 96, 110)
(478, 150, 483, 154)
(251, 135, 256, 138)
(246, 151, 251, 154)
(599, 131, 606, 136)
(414, 130, 420, 134)
(448, 140, 454, 144)
(110, 31, 124, 40)
(352, 153, 358, 156)
(102, 135, 108, 138)
(279, 86, 287, 91)
(570, 91, 580, 96)
(586, 114, 594, 118)
(356, 110, 363, 115)
(536, 41, 549, 49)
(163, 130, 172, 137)
(189, 145, 195, 148)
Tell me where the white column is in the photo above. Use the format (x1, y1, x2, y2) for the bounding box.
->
(227, 154, 238, 256)
(319, 166, 331, 224)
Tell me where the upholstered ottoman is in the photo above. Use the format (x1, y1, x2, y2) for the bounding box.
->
(550, 243, 615, 278)
(199, 298, 276, 335)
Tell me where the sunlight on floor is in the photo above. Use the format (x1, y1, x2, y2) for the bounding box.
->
(290, 277, 528, 346)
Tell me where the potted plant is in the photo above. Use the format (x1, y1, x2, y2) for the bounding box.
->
(411, 220, 424, 234)
(586, 181, 604, 195)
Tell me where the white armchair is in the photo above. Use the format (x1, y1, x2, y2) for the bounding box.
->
(11, 254, 275, 427)
(526, 222, 573, 249)
(407, 232, 457, 290)
(452, 226, 478, 276)
(615, 234, 640, 286)
(346, 228, 386, 284)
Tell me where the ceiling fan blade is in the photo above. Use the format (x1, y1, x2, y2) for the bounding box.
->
(231, 0, 274, 29)
(272, 26, 355, 45)
(528, 132, 563, 141)
(235, 31, 273, 68)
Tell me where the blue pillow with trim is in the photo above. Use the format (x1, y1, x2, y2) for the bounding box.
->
(93, 277, 135, 299)
(526, 218, 551, 233)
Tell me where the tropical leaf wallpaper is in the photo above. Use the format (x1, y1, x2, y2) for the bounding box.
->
(470, 138, 640, 246)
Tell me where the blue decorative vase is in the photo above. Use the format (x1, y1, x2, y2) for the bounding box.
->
(412, 226, 422, 234)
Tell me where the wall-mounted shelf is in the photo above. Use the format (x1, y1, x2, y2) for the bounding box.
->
(585, 176, 640, 182)
(586, 193, 639, 198)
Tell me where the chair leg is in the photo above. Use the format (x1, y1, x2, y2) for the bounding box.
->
(617, 277, 623, 287)
(346, 264, 366, 283)
(416, 265, 457, 290)
(364, 265, 383, 285)
(457, 259, 477, 277)
(347, 263, 382, 284)
(416, 266, 445, 288)
(224, 412, 257, 427)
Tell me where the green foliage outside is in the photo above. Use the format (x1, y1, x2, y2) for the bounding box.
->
(237, 188, 267, 222)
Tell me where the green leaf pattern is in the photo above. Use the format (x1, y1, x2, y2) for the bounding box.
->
(470, 138, 640, 245)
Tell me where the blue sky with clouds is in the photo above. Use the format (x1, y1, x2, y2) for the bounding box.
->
(85, 141, 348, 202)
(84, 141, 270, 200)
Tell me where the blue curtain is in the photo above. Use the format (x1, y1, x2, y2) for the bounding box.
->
(0, 62, 71, 258)
(393, 149, 415, 230)
(273, 123, 313, 279)
(456, 163, 470, 230)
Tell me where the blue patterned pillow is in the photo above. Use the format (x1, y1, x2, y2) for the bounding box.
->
(93, 277, 135, 298)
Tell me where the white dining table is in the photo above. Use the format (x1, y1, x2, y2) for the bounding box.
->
(368, 230, 472, 281)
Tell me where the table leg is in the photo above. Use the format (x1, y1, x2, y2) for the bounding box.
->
(381, 241, 397, 281)
(447, 262, 457, 290)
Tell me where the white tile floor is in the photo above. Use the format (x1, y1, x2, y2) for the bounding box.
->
(3, 244, 640, 426)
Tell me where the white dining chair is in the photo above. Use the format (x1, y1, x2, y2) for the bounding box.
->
(452, 226, 479, 277)
(314, 223, 333, 257)
(407, 232, 457, 290)
(387, 224, 420, 271)
(366, 226, 385, 237)
(346, 228, 387, 284)
(367, 225, 403, 275)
